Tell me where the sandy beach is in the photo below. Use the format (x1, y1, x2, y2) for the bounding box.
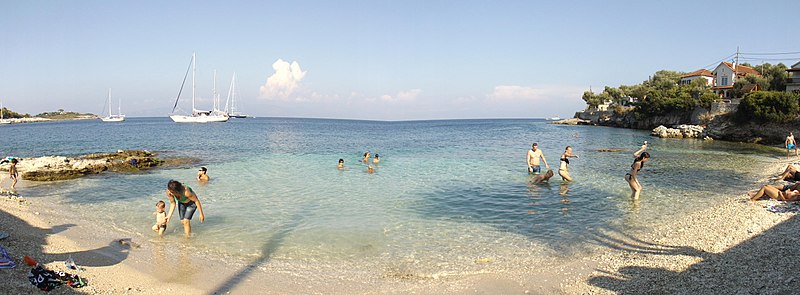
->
(0, 159, 798, 294)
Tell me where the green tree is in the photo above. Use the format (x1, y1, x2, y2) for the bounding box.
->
(735, 91, 800, 123)
(1, 108, 30, 118)
(753, 63, 788, 91)
(732, 74, 769, 97)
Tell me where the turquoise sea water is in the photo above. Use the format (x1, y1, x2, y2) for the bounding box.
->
(1, 118, 774, 276)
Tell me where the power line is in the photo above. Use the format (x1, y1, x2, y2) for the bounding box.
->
(739, 56, 800, 62)
(700, 52, 736, 70)
(740, 51, 800, 55)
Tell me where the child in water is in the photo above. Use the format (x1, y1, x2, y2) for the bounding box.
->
(152, 200, 167, 237)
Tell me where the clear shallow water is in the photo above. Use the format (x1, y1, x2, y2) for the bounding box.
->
(2, 118, 775, 275)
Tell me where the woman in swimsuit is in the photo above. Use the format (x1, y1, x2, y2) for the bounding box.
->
(624, 143, 650, 200)
(166, 180, 206, 237)
(749, 184, 800, 201)
(559, 146, 578, 181)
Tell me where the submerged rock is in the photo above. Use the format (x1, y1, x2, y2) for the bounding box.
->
(3, 150, 191, 181)
(551, 118, 592, 125)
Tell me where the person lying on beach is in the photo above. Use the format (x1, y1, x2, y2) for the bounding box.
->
(197, 166, 209, 182)
(531, 169, 555, 183)
(774, 164, 800, 181)
(338, 158, 344, 169)
(166, 180, 206, 237)
(152, 200, 167, 237)
(749, 183, 800, 202)
(625, 142, 650, 200)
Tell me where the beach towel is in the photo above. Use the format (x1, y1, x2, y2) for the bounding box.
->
(27, 265, 87, 291)
(0, 245, 15, 269)
(766, 202, 800, 213)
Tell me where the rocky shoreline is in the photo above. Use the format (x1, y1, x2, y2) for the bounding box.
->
(562, 108, 799, 145)
(1, 150, 197, 181)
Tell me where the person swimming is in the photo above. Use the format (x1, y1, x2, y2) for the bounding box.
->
(197, 166, 209, 182)
(532, 169, 555, 183)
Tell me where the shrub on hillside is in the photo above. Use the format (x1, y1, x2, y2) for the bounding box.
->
(735, 91, 800, 123)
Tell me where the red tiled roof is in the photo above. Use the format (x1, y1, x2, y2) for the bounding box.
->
(680, 69, 714, 78)
(722, 62, 761, 76)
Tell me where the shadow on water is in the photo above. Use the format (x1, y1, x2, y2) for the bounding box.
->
(412, 178, 624, 252)
(209, 206, 310, 294)
(587, 215, 800, 294)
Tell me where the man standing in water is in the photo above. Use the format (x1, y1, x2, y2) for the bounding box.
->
(527, 143, 549, 174)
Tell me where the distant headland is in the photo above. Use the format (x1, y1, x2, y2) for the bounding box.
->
(1, 108, 96, 124)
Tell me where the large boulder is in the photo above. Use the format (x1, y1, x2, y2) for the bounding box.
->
(651, 125, 705, 139)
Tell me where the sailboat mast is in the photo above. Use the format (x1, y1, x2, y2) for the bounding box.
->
(108, 88, 113, 117)
(192, 52, 196, 113)
(213, 70, 217, 111)
(232, 73, 237, 113)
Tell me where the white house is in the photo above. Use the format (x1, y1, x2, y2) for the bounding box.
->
(787, 61, 800, 93)
(711, 62, 760, 98)
(679, 69, 714, 86)
(586, 99, 613, 112)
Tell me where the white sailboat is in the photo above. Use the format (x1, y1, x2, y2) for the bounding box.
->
(0, 101, 11, 124)
(100, 88, 125, 122)
(224, 72, 248, 118)
(170, 52, 229, 123)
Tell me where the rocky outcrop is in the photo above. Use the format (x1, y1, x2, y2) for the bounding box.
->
(704, 117, 797, 145)
(572, 107, 796, 146)
(3, 150, 185, 181)
(551, 118, 592, 125)
(651, 125, 706, 139)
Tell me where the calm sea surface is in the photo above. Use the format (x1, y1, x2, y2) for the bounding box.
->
(1, 118, 774, 276)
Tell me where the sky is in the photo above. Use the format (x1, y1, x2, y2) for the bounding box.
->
(2, 0, 800, 120)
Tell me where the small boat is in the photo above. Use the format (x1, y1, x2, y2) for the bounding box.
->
(169, 52, 229, 123)
(546, 116, 561, 121)
(100, 88, 125, 122)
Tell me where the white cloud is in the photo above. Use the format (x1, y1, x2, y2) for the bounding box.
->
(487, 85, 542, 101)
(259, 59, 307, 100)
(379, 89, 422, 102)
